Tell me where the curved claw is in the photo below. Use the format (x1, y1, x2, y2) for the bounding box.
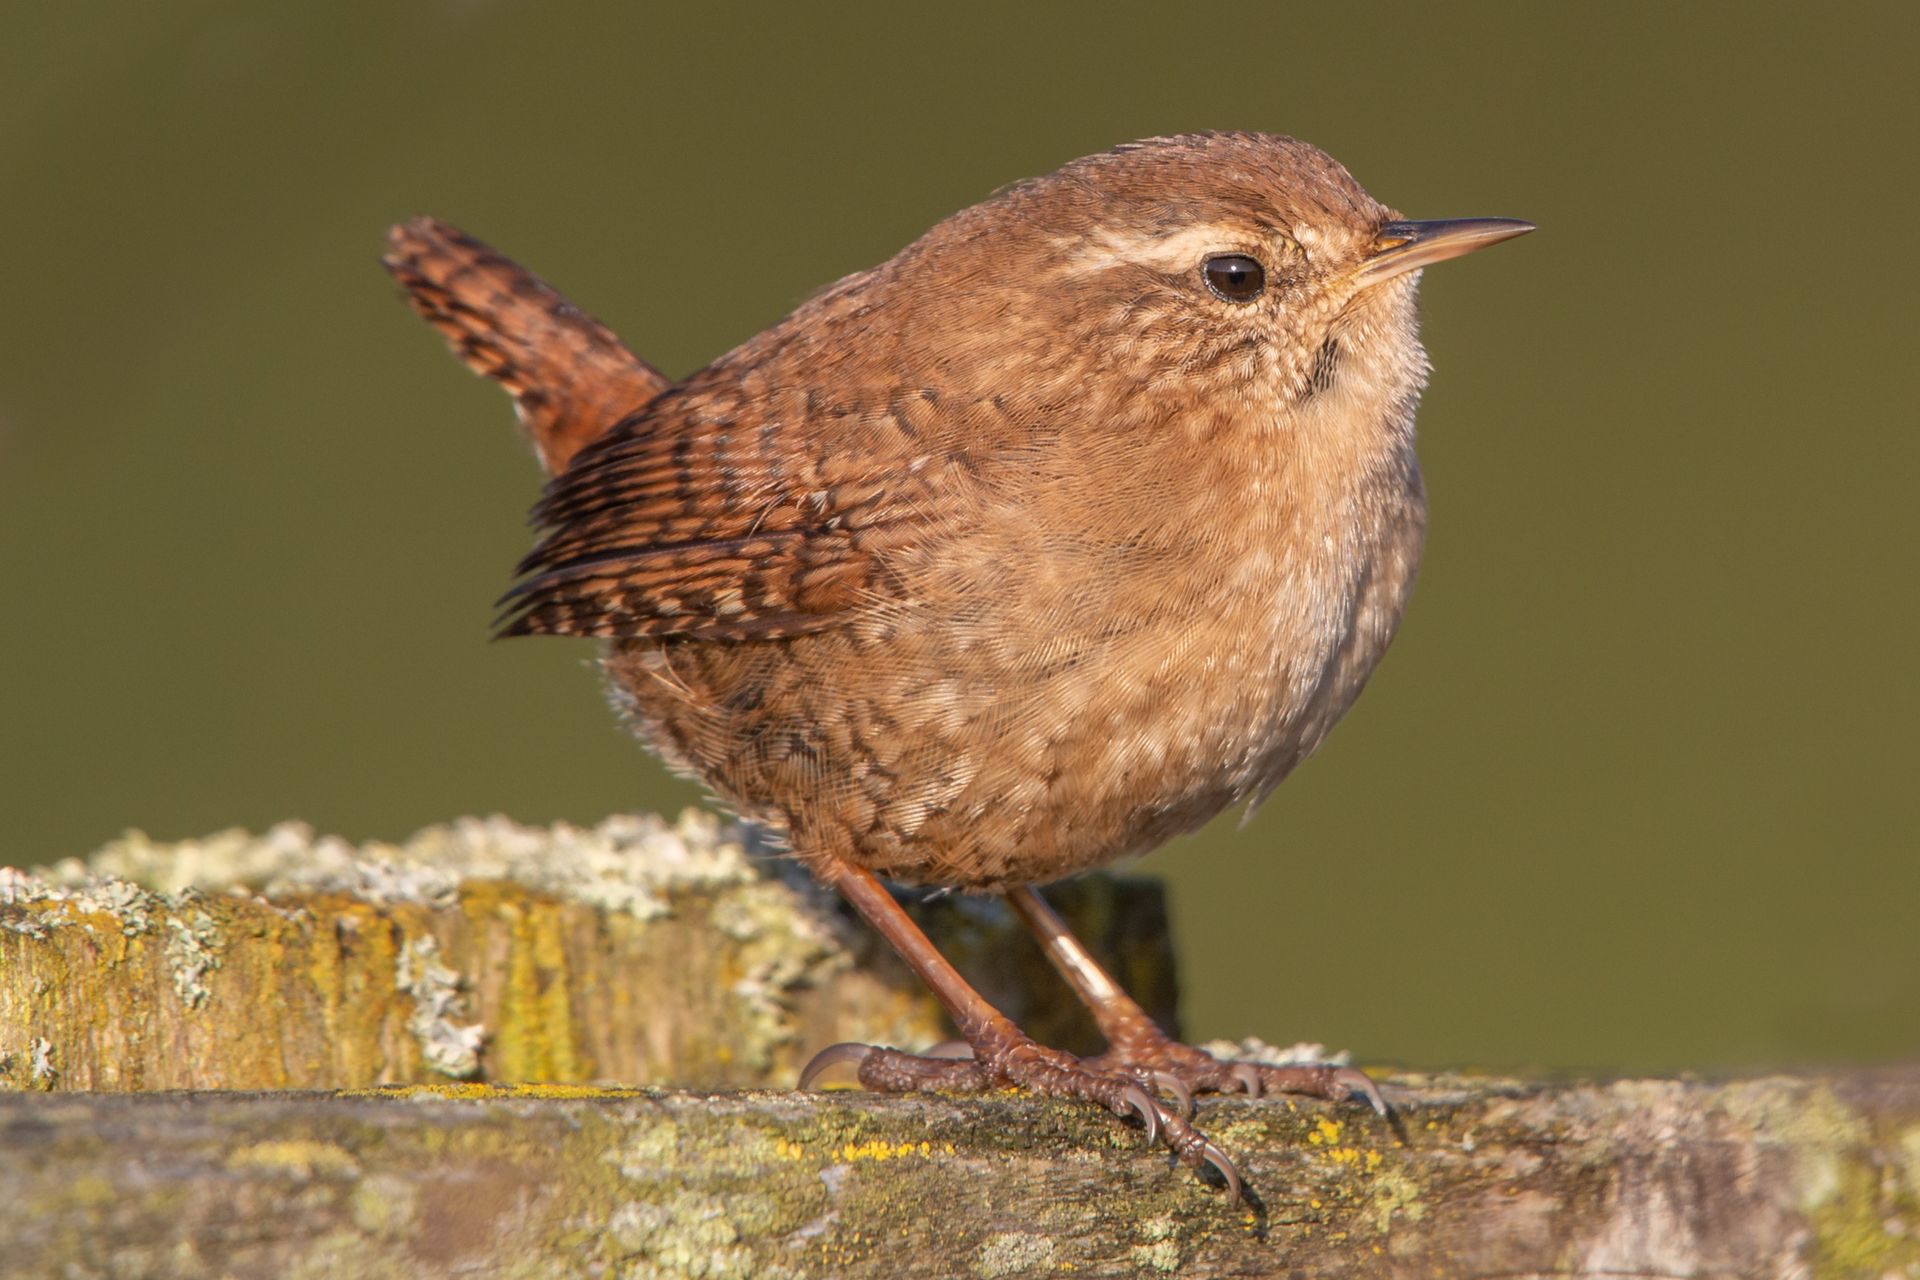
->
(922, 1039, 977, 1060)
(1229, 1063, 1265, 1099)
(1119, 1082, 1162, 1147)
(1334, 1066, 1390, 1117)
(1198, 1139, 1244, 1202)
(798, 1042, 875, 1090)
(1152, 1070, 1196, 1120)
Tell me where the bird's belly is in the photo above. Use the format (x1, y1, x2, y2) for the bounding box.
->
(911, 545, 1386, 886)
(998, 550, 1373, 872)
(600, 529, 1387, 890)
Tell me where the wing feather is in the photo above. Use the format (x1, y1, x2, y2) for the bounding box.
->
(496, 382, 984, 641)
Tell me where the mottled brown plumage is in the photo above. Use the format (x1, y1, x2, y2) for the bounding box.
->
(384, 216, 670, 473)
(385, 132, 1530, 1195)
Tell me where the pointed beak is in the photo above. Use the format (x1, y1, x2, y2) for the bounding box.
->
(1354, 217, 1535, 286)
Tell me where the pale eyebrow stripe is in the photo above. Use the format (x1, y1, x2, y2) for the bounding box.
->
(1060, 223, 1255, 274)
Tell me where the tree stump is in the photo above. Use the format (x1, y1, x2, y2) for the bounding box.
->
(0, 811, 1174, 1091)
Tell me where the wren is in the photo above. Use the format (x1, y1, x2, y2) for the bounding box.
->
(385, 131, 1531, 1196)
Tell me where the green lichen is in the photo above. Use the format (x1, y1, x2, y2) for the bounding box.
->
(1361, 1163, 1427, 1235)
(1137, 1214, 1177, 1242)
(1723, 1079, 1864, 1140)
(349, 1174, 420, 1238)
(1199, 1034, 1353, 1069)
(0, 867, 161, 942)
(972, 1232, 1055, 1277)
(165, 905, 223, 1008)
(395, 935, 483, 1078)
(1127, 1239, 1181, 1272)
(1900, 1124, 1920, 1194)
(1719, 1077, 1872, 1213)
(64, 810, 761, 918)
(606, 1194, 758, 1278)
(29, 1035, 56, 1086)
(1807, 1154, 1920, 1276)
(710, 879, 846, 1074)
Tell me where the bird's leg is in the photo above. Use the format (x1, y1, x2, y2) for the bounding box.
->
(799, 859, 1242, 1197)
(1004, 886, 1388, 1116)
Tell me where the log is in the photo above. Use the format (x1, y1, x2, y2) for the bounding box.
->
(5, 815, 1916, 1275)
(2, 1073, 1916, 1277)
(0, 812, 1175, 1091)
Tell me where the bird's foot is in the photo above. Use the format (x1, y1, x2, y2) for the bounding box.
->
(1087, 1033, 1388, 1118)
(800, 1030, 1244, 1199)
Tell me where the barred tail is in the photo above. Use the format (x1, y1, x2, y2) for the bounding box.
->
(383, 216, 669, 474)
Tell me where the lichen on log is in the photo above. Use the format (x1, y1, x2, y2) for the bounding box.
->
(6, 815, 1916, 1276)
(3, 1073, 1916, 1278)
(0, 812, 1175, 1092)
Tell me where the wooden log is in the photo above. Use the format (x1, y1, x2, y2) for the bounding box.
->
(6, 815, 1914, 1275)
(2, 1073, 1915, 1277)
(0, 812, 1175, 1091)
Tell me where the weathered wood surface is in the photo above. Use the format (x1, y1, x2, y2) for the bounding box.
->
(0, 812, 1174, 1091)
(5, 816, 1916, 1276)
(3, 1073, 1916, 1278)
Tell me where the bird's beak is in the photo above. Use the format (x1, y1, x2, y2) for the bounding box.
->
(1354, 218, 1535, 287)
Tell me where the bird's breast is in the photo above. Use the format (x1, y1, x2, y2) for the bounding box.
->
(602, 386, 1426, 891)
(868, 406, 1423, 884)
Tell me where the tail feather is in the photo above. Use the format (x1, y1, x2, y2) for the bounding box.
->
(383, 216, 669, 474)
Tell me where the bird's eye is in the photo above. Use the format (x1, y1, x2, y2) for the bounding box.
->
(1202, 253, 1266, 303)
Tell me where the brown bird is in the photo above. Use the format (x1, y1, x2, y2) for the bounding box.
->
(384, 131, 1531, 1196)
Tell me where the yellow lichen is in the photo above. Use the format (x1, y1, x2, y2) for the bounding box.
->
(225, 1140, 360, 1178)
(63, 1174, 116, 1208)
(345, 1081, 648, 1101)
(836, 1139, 935, 1162)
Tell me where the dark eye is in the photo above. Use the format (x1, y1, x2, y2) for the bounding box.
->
(1202, 253, 1266, 302)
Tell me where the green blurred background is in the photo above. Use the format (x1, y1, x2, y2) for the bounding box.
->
(4, 2, 1916, 1076)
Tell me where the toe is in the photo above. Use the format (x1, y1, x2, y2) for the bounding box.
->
(1118, 1081, 1163, 1146)
(1196, 1139, 1244, 1202)
(1151, 1070, 1196, 1120)
(799, 1042, 875, 1089)
(1331, 1065, 1390, 1117)
(1228, 1062, 1265, 1098)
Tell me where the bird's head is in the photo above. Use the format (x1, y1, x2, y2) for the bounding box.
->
(861, 132, 1530, 441)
